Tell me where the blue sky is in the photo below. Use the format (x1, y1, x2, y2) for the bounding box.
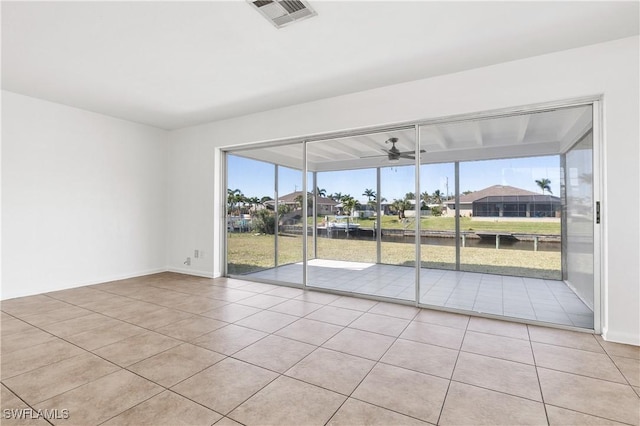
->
(228, 154, 561, 202)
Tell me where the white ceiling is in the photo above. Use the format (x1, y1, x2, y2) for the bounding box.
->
(2, 1, 638, 130)
(232, 104, 592, 171)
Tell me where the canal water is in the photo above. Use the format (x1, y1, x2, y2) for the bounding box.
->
(318, 229, 560, 252)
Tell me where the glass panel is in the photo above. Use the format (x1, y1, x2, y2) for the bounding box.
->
(379, 163, 416, 300)
(458, 155, 562, 281)
(226, 153, 275, 275)
(274, 145, 304, 284)
(563, 128, 594, 328)
(419, 163, 456, 270)
(306, 129, 416, 300)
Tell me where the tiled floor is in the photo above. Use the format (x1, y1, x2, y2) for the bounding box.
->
(248, 259, 594, 328)
(2, 272, 637, 426)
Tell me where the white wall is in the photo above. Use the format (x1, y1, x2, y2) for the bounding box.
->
(1, 91, 168, 299)
(166, 36, 639, 345)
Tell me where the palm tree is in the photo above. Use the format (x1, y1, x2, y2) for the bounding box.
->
(316, 187, 327, 197)
(331, 192, 343, 202)
(342, 197, 359, 216)
(432, 189, 443, 204)
(227, 189, 243, 215)
(247, 196, 260, 214)
(535, 178, 552, 194)
(404, 192, 415, 200)
(421, 191, 431, 205)
(362, 188, 376, 202)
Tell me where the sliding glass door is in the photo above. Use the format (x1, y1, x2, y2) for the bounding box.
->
(224, 102, 598, 329)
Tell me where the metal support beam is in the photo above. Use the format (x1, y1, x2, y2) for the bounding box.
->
(376, 167, 382, 265)
(455, 162, 460, 270)
(414, 125, 421, 306)
(274, 165, 279, 268)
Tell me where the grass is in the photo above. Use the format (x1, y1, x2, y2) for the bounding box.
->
(308, 216, 560, 234)
(227, 233, 561, 279)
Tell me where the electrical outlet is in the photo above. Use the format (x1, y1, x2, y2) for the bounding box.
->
(194, 249, 199, 258)
(184, 257, 191, 266)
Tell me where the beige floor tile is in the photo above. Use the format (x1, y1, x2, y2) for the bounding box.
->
(201, 303, 261, 322)
(453, 351, 542, 401)
(19, 305, 93, 327)
(467, 316, 529, 340)
(171, 296, 229, 314)
(413, 309, 470, 329)
(352, 363, 449, 423)
(348, 313, 410, 337)
(45, 287, 114, 306)
(327, 398, 429, 425)
(306, 305, 363, 326)
(264, 286, 304, 299)
(634, 386, 640, 397)
(191, 324, 267, 355)
(380, 338, 458, 379)
(236, 294, 288, 309)
(101, 390, 222, 426)
(1, 317, 37, 336)
(462, 331, 534, 364)
(2, 352, 119, 405)
(35, 370, 162, 425)
(1, 296, 72, 318)
(215, 418, 244, 426)
(295, 291, 340, 305)
(368, 302, 420, 320)
(538, 367, 640, 425)
(268, 299, 323, 316)
(598, 338, 640, 360)
(122, 307, 195, 329)
(532, 342, 626, 383)
(439, 381, 547, 425)
(323, 328, 395, 361)
(40, 313, 121, 337)
(329, 296, 378, 312)
(546, 405, 628, 425)
(1, 328, 58, 354)
(66, 322, 146, 350)
(400, 321, 465, 350)
(275, 318, 343, 345)
(1, 338, 85, 380)
(285, 347, 375, 395)
(612, 355, 640, 386)
(528, 325, 603, 353)
(234, 335, 315, 373)
(229, 376, 345, 426)
(93, 331, 181, 367)
(92, 300, 161, 319)
(238, 282, 280, 293)
(76, 293, 136, 310)
(128, 343, 225, 387)
(155, 316, 227, 341)
(1, 385, 50, 426)
(203, 288, 256, 303)
(172, 358, 277, 414)
(235, 310, 297, 333)
(1, 383, 24, 408)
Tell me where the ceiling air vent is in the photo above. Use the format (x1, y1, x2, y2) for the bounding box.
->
(248, 0, 317, 28)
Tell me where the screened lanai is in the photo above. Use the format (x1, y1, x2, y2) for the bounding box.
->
(224, 102, 597, 330)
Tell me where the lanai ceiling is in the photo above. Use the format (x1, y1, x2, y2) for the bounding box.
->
(2, 1, 638, 130)
(234, 105, 593, 171)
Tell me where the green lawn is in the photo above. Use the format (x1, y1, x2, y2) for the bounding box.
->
(307, 215, 560, 234)
(227, 233, 561, 279)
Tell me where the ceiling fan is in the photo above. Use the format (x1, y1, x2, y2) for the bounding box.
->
(363, 137, 425, 162)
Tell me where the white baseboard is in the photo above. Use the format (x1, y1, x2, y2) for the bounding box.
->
(602, 328, 640, 346)
(1, 267, 167, 300)
(166, 267, 215, 278)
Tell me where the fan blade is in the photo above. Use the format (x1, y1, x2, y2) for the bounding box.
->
(398, 154, 415, 159)
(398, 149, 426, 155)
